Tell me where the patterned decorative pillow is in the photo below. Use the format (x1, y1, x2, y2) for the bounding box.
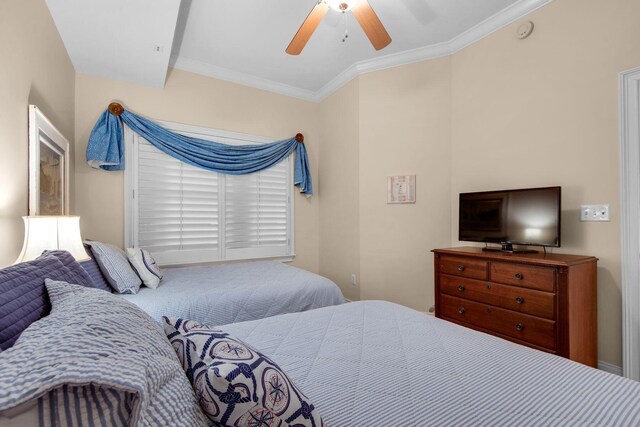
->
(84, 241, 141, 294)
(127, 248, 163, 289)
(163, 317, 324, 427)
(79, 244, 113, 292)
(38, 250, 96, 289)
(0, 280, 207, 426)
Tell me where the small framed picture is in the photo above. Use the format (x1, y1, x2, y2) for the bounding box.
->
(387, 175, 416, 204)
(28, 105, 70, 215)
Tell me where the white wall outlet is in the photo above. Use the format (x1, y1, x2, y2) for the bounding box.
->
(351, 274, 357, 286)
(580, 204, 610, 221)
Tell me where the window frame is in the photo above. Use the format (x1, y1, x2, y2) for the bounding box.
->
(123, 120, 295, 266)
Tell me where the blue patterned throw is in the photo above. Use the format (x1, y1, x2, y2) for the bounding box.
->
(164, 317, 324, 427)
(0, 280, 207, 426)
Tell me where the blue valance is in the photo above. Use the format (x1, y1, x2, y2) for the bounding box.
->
(86, 104, 312, 196)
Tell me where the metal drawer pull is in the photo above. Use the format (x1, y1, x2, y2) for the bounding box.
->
(515, 273, 524, 280)
(457, 284, 465, 292)
(457, 265, 465, 272)
(515, 296, 525, 304)
(458, 307, 466, 315)
(515, 323, 525, 332)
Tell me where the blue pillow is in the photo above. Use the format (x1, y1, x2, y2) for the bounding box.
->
(163, 317, 324, 427)
(78, 245, 113, 292)
(0, 255, 86, 350)
(39, 250, 96, 289)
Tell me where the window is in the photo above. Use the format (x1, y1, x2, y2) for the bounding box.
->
(124, 122, 294, 266)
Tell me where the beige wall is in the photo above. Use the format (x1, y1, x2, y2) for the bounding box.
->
(4, 0, 632, 367)
(357, 58, 452, 311)
(0, 0, 75, 267)
(74, 69, 321, 273)
(450, 0, 640, 367)
(318, 0, 639, 366)
(318, 80, 360, 301)
(318, 58, 452, 310)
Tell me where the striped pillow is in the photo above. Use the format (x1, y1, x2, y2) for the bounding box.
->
(0, 280, 207, 426)
(85, 241, 141, 294)
(79, 244, 113, 292)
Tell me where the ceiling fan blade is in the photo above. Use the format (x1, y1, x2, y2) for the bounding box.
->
(351, 0, 392, 51)
(286, 2, 330, 55)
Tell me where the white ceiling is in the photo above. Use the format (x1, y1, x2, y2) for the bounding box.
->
(45, 0, 180, 88)
(45, 0, 552, 101)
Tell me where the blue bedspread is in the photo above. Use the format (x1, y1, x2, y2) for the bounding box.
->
(221, 301, 640, 426)
(120, 261, 344, 326)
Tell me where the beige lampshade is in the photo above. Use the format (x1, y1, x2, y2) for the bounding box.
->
(15, 216, 90, 264)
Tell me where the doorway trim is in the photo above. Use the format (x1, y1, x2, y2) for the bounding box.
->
(620, 66, 640, 381)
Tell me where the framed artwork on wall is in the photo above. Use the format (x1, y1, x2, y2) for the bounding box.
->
(28, 105, 70, 215)
(387, 175, 416, 204)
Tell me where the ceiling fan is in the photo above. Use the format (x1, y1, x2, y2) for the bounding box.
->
(286, 0, 392, 55)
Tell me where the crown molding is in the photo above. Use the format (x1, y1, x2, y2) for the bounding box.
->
(448, 0, 553, 54)
(314, 40, 452, 101)
(170, 55, 319, 102)
(171, 0, 554, 103)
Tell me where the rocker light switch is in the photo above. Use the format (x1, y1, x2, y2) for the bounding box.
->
(580, 204, 610, 222)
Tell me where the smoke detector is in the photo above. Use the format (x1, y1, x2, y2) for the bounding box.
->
(516, 21, 534, 39)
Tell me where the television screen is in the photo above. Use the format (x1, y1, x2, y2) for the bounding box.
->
(459, 187, 561, 247)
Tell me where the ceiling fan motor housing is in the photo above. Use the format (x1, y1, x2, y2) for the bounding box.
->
(325, 0, 353, 12)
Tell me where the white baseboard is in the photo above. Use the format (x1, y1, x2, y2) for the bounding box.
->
(598, 360, 623, 376)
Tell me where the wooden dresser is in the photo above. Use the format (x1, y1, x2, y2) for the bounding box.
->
(433, 247, 597, 367)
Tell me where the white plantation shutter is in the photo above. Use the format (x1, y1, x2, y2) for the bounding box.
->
(225, 161, 290, 260)
(125, 123, 294, 266)
(136, 140, 220, 265)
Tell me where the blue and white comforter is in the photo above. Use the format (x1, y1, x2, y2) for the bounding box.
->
(120, 261, 344, 326)
(220, 300, 640, 427)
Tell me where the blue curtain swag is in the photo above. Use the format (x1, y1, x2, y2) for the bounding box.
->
(86, 102, 312, 197)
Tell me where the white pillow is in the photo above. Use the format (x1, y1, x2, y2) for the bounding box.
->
(126, 248, 163, 289)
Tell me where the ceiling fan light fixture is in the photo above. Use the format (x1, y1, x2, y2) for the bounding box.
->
(325, 0, 352, 12)
(286, 0, 391, 55)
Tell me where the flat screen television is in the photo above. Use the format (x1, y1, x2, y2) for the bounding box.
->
(459, 186, 561, 252)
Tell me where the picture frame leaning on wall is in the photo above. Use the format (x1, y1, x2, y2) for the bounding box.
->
(28, 105, 70, 215)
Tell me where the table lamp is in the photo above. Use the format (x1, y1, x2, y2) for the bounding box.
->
(14, 216, 90, 264)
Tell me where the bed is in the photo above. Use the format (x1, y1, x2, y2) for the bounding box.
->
(119, 261, 344, 326)
(219, 300, 640, 426)
(2, 254, 640, 426)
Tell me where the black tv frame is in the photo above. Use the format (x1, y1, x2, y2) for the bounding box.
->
(458, 186, 561, 253)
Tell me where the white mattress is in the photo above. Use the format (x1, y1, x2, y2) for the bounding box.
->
(220, 300, 640, 426)
(120, 261, 344, 326)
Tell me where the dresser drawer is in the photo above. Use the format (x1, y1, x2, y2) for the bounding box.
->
(439, 256, 488, 280)
(440, 295, 556, 350)
(440, 275, 555, 319)
(490, 262, 555, 292)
